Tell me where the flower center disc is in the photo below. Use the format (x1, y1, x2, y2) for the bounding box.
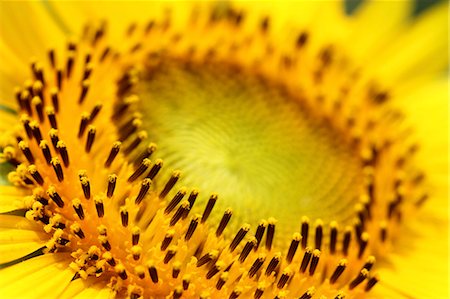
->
(138, 60, 362, 242)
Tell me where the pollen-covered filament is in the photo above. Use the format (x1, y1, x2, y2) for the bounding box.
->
(1, 3, 427, 299)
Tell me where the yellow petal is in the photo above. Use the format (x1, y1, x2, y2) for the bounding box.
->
(60, 279, 115, 299)
(0, 215, 47, 264)
(373, 2, 448, 85)
(346, 0, 413, 62)
(0, 253, 74, 298)
(0, 185, 27, 213)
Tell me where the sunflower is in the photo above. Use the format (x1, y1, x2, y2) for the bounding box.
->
(0, 0, 448, 298)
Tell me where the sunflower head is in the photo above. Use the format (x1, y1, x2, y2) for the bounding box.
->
(0, 1, 448, 298)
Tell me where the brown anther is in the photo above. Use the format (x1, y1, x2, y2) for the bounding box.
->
(296, 32, 308, 48)
(300, 248, 312, 273)
(116, 264, 128, 280)
(107, 174, 117, 198)
(330, 221, 338, 254)
(172, 262, 181, 278)
(229, 288, 242, 299)
(105, 142, 121, 168)
(365, 274, 379, 291)
(100, 47, 111, 62)
(206, 261, 223, 279)
(147, 262, 159, 283)
(128, 158, 151, 182)
(134, 143, 157, 166)
(229, 224, 250, 252)
(51, 158, 64, 182)
(349, 269, 369, 290)
(48, 49, 56, 68)
(216, 272, 228, 290)
(66, 51, 75, 78)
(159, 170, 181, 199)
(56, 141, 69, 167)
(20, 90, 33, 115)
(170, 201, 190, 226)
(47, 186, 64, 208)
(216, 208, 232, 237)
(56, 69, 63, 90)
(164, 247, 177, 264)
(46, 107, 57, 129)
(28, 165, 43, 185)
(343, 226, 352, 256)
(161, 230, 175, 251)
(19, 141, 34, 164)
(201, 193, 218, 223)
(78, 113, 90, 138)
(380, 222, 388, 242)
(248, 254, 265, 278)
(146, 159, 163, 180)
(120, 206, 128, 227)
(85, 126, 96, 153)
(99, 236, 111, 251)
(131, 245, 142, 260)
(103, 252, 116, 266)
(94, 196, 104, 217)
(309, 249, 320, 276)
(254, 286, 265, 299)
(358, 232, 369, 258)
(32, 96, 44, 122)
(30, 121, 43, 143)
(362, 256, 376, 271)
(70, 223, 85, 239)
(124, 131, 147, 155)
(254, 220, 267, 250)
(89, 104, 102, 122)
(32, 80, 44, 99)
(265, 253, 281, 276)
(315, 219, 323, 250)
(197, 250, 218, 267)
(132, 227, 140, 245)
(135, 265, 146, 279)
(299, 287, 315, 299)
(83, 63, 93, 80)
(72, 198, 84, 220)
(21, 115, 33, 138)
(188, 189, 198, 209)
(330, 259, 347, 284)
(239, 237, 256, 263)
(49, 129, 59, 150)
(301, 216, 309, 249)
(185, 215, 199, 241)
(286, 233, 301, 263)
(39, 140, 52, 165)
(182, 275, 190, 290)
(266, 218, 276, 251)
(79, 176, 90, 199)
(79, 80, 90, 104)
(165, 188, 187, 214)
(173, 287, 183, 299)
(135, 178, 152, 205)
(277, 268, 291, 289)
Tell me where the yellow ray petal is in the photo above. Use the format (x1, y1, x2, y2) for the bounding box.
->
(0, 242, 44, 265)
(0, 1, 66, 62)
(346, 0, 413, 63)
(0, 253, 74, 298)
(372, 2, 448, 85)
(0, 215, 47, 264)
(375, 207, 448, 299)
(60, 279, 115, 299)
(0, 185, 27, 212)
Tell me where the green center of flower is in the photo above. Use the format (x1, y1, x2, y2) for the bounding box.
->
(138, 60, 362, 243)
